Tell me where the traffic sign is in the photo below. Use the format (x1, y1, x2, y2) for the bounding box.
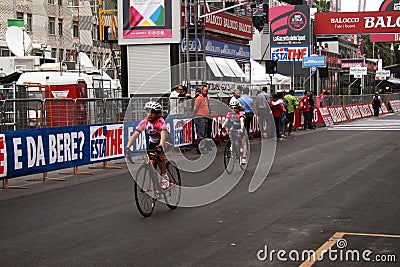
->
(376, 70, 390, 78)
(350, 67, 367, 76)
(303, 56, 326, 67)
(311, 66, 317, 73)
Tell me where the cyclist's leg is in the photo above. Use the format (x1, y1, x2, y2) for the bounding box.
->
(157, 151, 167, 176)
(241, 135, 247, 157)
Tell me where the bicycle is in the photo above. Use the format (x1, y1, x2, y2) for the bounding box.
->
(126, 148, 181, 217)
(223, 128, 250, 173)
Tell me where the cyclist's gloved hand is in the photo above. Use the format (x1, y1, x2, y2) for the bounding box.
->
(221, 127, 227, 134)
(155, 146, 164, 154)
(125, 147, 131, 155)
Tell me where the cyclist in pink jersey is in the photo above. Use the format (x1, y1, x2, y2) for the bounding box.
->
(126, 101, 170, 189)
(221, 99, 248, 164)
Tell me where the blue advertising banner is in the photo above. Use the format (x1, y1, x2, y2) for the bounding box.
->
(205, 39, 250, 59)
(0, 118, 194, 179)
(302, 56, 326, 67)
(3, 126, 90, 178)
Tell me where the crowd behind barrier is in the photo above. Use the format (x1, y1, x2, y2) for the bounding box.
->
(1, 93, 399, 181)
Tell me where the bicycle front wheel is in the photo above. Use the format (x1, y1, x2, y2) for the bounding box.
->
(164, 161, 181, 210)
(224, 139, 234, 174)
(134, 165, 156, 217)
(239, 137, 250, 170)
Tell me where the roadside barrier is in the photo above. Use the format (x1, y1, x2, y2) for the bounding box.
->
(389, 100, 400, 112)
(1, 94, 400, 185)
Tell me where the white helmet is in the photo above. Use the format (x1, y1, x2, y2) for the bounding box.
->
(144, 101, 162, 112)
(229, 99, 240, 107)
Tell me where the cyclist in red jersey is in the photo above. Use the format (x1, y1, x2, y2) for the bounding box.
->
(126, 101, 171, 189)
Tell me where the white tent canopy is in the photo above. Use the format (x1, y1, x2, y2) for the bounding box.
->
(251, 59, 291, 86)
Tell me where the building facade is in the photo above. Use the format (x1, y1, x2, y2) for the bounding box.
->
(0, 0, 116, 75)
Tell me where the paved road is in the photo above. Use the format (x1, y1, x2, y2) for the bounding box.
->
(1, 113, 400, 266)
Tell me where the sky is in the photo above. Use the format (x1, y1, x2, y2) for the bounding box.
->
(340, 0, 384, 12)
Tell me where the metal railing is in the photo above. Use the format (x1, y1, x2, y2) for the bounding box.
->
(1, 93, 400, 132)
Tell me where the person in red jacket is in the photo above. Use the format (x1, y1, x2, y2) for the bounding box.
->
(269, 94, 285, 141)
(300, 91, 313, 130)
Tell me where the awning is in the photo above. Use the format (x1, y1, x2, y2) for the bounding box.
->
(212, 57, 236, 77)
(206, 57, 223, 77)
(225, 58, 246, 77)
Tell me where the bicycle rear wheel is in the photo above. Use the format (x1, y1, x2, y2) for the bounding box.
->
(164, 161, 181, 210)
(224, 139, 234, 174)
(134, 165, 156, 217)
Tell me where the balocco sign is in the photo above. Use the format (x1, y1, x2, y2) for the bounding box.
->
(315, 11, 400, 34)
(180, 7, 252, 40)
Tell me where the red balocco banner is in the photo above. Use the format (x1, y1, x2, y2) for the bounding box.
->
(314, 11, 400, 35)
(293, 108, 324, 129)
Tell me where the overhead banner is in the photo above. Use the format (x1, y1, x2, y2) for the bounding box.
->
(314, 11, 400, 35)
(370, 0, 400, 42)
(269, 5, 311, 46)
(118, 0, 180, 44)
(370, 33, 400, 42)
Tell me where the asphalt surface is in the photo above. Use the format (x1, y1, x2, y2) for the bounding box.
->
(1, 113, 400, 266)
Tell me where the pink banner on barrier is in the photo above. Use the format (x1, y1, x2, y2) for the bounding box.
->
(389, 100, 400, 112)
(318, 107, 334, 126)
(359, 104, 373, 118)
(327, 106, 348, 123)
(381, 103, 389, 114)
(344, 105, 362, 121)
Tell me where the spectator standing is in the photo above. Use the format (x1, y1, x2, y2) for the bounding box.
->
(284, 89, 299, 136)
(319, 90, 326, 107)
(238, 87, 254, 136)
(308, 91, 315, 126)
(277, 91, 287, 137)
(372, 92, 382, 117)
(193, 87, 211, 153)
(169, 85, 183, 117)
(269, 94, 285, 141)
(254, 87, 272, 138)
(300, 91, 313, 130)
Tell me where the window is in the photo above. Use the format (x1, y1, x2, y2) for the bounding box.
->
(73, 0, 79, 6)
(90, 0, 97, 14)
(26, 14, 32, 32)
(51, 48, 57, 59)
(48, 0, 55, 4)
(59, 49, 64, 61)
(49, 17, 55, 35)
(58, 19, 63, 36)
(58, 0, 62, 5)
(92, 24, 98, 40)
(73, 21, 79, 38)
(16, 12, 24, 19)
